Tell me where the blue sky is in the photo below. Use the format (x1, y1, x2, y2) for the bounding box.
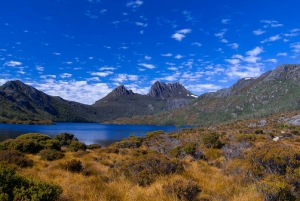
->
(0, 0, 300, 104)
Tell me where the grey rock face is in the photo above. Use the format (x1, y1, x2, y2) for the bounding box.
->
(286, 114, 300, 126)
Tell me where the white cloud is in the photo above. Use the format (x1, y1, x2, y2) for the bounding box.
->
(232, 54, 244, 59)
(261, 34, 281, 43)
(215, 29, 227, 38)
(228, 43, 239, 49)
(167, 67, 178, 71)
(65, 62, 73, 65)
(174, 54, 183, 59)
(227, 65, 263, 79)
(191, 42, 202, 46)
(53, 52, 61, 55)
(112, 74, 139, 82)
(60, 73, 72, 78)
(145, 56, 151, 60)
(221, 39, 228, 43)
(222, 19, 230, 24)
(40, 75, 56, 79)
(135, 22, 147, 27)
(246, 46, 263, 56)
(90, 71, 114, 77)
(0, 79, 7, 86)
(265, 59, 278, 63)
(126, 0, 143, 8)
(36, 65, 44, 71)
(185, 84, 222, 94)
(261, 20, 283, 28)
(139, 63, 155, 69)
(177, 29, 191, 34)
(225, 59, 240, 65)
(34, 79, 112, 105)
(277, 52, 287, 56)
(253, 29, 266, 35)
(99, 67, 117, 71)
(171, 29, 191, 41)
(4, 61, 22, 67)
(291, 42, 300, 53)
(161, 53, 173, 57)
(171, 33, 186, 41)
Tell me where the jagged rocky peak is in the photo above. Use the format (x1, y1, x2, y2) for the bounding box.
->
(148, 81, 195, 99)
(112, 85, 134, 96)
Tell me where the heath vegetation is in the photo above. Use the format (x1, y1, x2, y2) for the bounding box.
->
(1, 111, 300, 200)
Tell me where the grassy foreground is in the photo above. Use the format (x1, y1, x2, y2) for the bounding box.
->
(1, 111, 300, 200)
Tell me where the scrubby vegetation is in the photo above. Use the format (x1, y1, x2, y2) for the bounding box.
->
(2, 111, 300, 200)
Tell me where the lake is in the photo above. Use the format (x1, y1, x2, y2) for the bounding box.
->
(0, 123, 178, 147)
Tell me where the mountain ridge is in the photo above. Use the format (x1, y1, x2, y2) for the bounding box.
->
(108, 64, 300, 126)
(0, 80, 196, 124)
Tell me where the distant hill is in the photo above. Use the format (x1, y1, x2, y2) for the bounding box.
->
(108, 64, 300, 126)
(0, 80, 197, 124)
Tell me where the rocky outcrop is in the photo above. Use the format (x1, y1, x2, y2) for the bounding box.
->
(147, 81, 196, 99)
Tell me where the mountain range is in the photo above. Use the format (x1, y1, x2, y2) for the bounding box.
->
(0, 80, 196, 124)
(1, 64, 300, 126)
(109, 64, 300, 126)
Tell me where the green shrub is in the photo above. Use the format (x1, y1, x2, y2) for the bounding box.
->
(39, 150, 65, 161)
(63, 159, 83, 173)
(16, 133, 52, 142)
(183, 142, 197, 155)
(0, 150, 33, 168)
(0, 163, 62, 201)
(202, 132, 224, 148)
(87, 144, 101, 149)
(40, 139, 61, 150)
(169, 146, 182, 158)
(117, 135, 142, 149)
(0, 139, 43, 153)
(145, 130, 164, 139)
(68, 141, 87, 152)
(236, 134, 256, 142)
(162, 179, 201, 201)
(53, 133, 78, 146)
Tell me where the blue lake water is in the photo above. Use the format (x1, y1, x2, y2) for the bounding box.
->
(0, 123, 178, 147)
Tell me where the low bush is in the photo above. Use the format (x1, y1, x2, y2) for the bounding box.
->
(40, 139, 61, 150)
(0, 150, 33, 167)
(162, 179, 201, 201)
(39, 149, 65, 161)
(16, 133, 52, 142)
(68, 141, 87, 152)
(248, 143, 300, 178)
(145, 130, 164, 139)
(53, 133, 78, 146)
(257, 175, 295, 201)
(202, 132, 224, 148)
(0, 163, 62, 201)
(119, 153, 183, 186)
(63, 159, 83, 173)
(236, 134, 256, 142)
(0, 139, 43, 153)
(87, 144, 101, 149)
(117, 135, 142, 148)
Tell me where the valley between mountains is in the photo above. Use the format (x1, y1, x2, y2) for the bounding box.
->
(1, 64, 300, 126)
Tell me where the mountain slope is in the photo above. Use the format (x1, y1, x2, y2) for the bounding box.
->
(0, 80, 97, 123)
(109, 64, 300, 126)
